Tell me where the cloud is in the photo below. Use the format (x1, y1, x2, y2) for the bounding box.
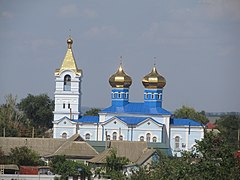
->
(197, 0, 240, 21)
(59, 4, 79, 17)
(82, 8, 97, 18)
(58, 4, 97, 18)
(0, 11, 14, 18)
(84, 25, 122, 39)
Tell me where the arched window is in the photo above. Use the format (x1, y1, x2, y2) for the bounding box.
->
(175, 136, 180, 149)
(140, 136, 144, 141)
(64, 75, 71, 91)
(85, 133, 90, 141)
(62, 132, 67, 139)
(152, 136, 157, 142)
(118, 92, 121, 98)
(112, 132, 117, 140)
(119, 135, 123, 140)
(151, 93, 154, 99)
(146, 133, 151, 142)
(146, 93, 149, 99)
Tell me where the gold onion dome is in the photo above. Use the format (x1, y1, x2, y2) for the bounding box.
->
(142, 66, 166, 89)
(109, 64, 132, 88)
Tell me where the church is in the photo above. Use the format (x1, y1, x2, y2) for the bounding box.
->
(52, 37, 204, 156)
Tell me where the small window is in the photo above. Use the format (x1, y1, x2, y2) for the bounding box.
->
(118, 92, 121, 98)
(85, 133, 90, 141)
(140, 136, 144, 141)
(175, 136, 180, 149)
(146, 133, 151, 142)
(151, 93, 154, 99)
(113, 132, 117, 140)
(62, 132, 67, 139)
(68, 103, 70, 109)
(119, 135, 123, 140)
(152, 136, 157, 142)
(63, 103, 65, 109)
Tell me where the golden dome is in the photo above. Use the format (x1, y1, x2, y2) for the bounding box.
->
(109, 64, 132, 88)
(67, 37, 73, 49)
(142, 66, 166, 89)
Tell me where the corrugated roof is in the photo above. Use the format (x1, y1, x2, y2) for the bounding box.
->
(0, 135, 98, 159)
(88, 141, 155, 165)
(170, 118, 203, 126)
(101, 102, 171, 115)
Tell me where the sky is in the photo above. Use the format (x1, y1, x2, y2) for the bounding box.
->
(0, 0, 240, 112)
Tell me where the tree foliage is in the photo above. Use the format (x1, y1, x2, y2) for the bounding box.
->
(174, 105, 209, 124)
(216, 115, 240, 150)
(130, 132, 240, 180)
(9, 146, 39, 166)
(84, 108, 101, 116)
(50, 155, 92, 180)
(0, 94, 29, 137)
(18, 94, 54, 129)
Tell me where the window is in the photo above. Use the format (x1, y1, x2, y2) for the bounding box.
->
(85, 133, 90, 141)
(107, 135, 111, 141)
(118, 92, 121, 98)
(152, 136, 157, 142)
(68, 103, 70, 109)
(119, 135, 123, 140)
(140, 136, 144, 141)
(113, 132, 117, 140)
(146, 93, 149, 99)
(158, 93, 161, 99)
(151, 93, 154, 99)
(62, 132, 67, 139)
(175, 136, 180, 149)
(64, 75, 71, 91)
(146, 133, 151, 142)
(63, 103, 65, 109)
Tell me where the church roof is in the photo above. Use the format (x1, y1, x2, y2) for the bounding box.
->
(55, 37, 82, 76)
(170, 118, 203, 126)
(73, 116, 99, 123)
(115, 116, 163, 126)
(101, 102, 171, 115)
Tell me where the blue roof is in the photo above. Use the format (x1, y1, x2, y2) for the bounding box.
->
(101, 102, 171, 115)
(116, 116, 149, 125)
(104, 116, 163, 126)
(73, 116, 99, 123)
(170, 118, 203, 126)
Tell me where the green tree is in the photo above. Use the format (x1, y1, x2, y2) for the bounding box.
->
(18, 94, 54, 130)
(174, 105, 209, 124)
(130, 132, 240, 180)
(9, 146, 39, 166)
(105, 149, 129, 179)
(84, 108, 101, 116)
(50, 155, 91, 180)
(216, 115, 240, 150)
(0, 94, 29, 137)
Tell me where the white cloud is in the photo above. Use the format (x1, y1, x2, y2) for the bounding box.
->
(84, 25, 122, 39)
(59, 4, 79, 17)
(197, 0, 240, 21)
(0, 11, 14, 18)
(58, 4, 97, 19)
(82, 8, 97, 18)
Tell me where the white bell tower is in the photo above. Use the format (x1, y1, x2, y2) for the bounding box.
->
(53, 36, 82, 122)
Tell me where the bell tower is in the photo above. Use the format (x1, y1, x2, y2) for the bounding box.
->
(53, 36, 82, 121)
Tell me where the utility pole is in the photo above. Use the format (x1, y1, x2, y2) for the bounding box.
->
(32, 127, 34, 138)
(3, 127, 5, 137)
